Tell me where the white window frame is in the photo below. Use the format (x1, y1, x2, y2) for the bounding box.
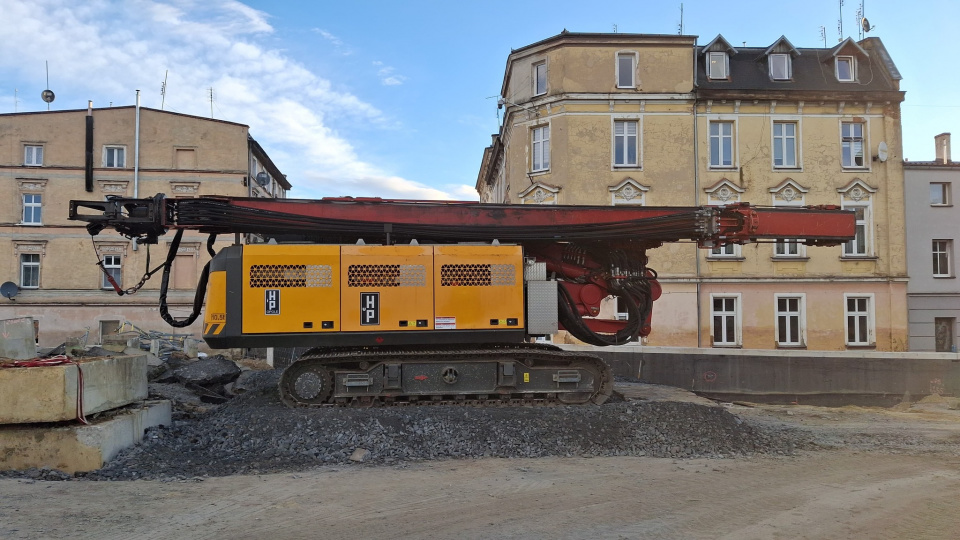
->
(710, 242, 741, 259)
(20, 254, 40, 289)
(613, 119, 639, 168)
(104, 145, 126, 168)
(836, 55, 855, 82)
(707, 52, 728, 79)
(930, 182, 951, 206)
(21, 193, 42, 225)
(710, 293, 741, 347)
(775, 294, 805, 347)
(531, 125, 550, 172)
(841, 122, 867, 168)
(844, 294, 874, 346)
(101, 254, 123, 289)
(709, 120, 735, 168)
(842, 202, 872, 257)
(616, 52, 637, 89)
(24, 145, 43, 166)
(533, 62, 547, 96)
(774, 239, 804, 258)
(769, 54, 791, 80)
(933, 239, 952, 278)
(772, 121, 798, 168)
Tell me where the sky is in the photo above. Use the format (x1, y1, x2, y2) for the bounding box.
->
(1, 0, 956, 200)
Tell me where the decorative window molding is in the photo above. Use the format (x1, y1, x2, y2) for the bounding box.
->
(13, 240, 47, 257)
(170, 181, 201, 195)
(519, 182, 560, 205)
(94, 241, 129, 259)
(824, 38, 868, 83)
(769, 178, 808, 205)
(838, 179, 877, 257)
(701, 35, 737, 80)
(704, 178, 744, 205)
(98, 179, 130, 194)
(837, 178, 877, 202)
(760, 36, 799, 81)
(16, 178, 48, 192)
(609, 178, 649, 205)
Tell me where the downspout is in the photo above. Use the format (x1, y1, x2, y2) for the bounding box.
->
(85, 101, 93, 192)
(134, 90, 141, 198)
(692, 42, 702, 348)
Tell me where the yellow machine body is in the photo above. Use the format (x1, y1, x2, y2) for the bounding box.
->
(202, 243, 525, 347)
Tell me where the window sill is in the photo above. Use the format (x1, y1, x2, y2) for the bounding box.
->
(845, 344, 876, 350)
(931, 204, 953, 208)
(840, 255, 878, 261)
(533, 92, 546, 98)
(707, 256, 744, 261)
(529, 169, 550, 176)
(708, 166, 737, 171)
(613, 165, 641, 170)
(19, 223, 43, 227)
(772, 256, 809, 261)
(841, 166, 869, 172)
(773, 166, 801, 171)
(933, 275, 956, 279)
(776, 344, 806, 349)
(712, 344, 742, 349)
(23, 164, 43, 167)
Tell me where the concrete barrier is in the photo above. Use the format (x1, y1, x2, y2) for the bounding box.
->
(561, 345, 960, 406)
(0, 355, 148, 424)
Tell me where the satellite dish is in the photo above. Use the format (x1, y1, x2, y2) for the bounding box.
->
(861, 17, 871, 33)
(1, 281, 19, 300)
(255, 172, 270, 186)
(877, 141, 888, 162)
(41, 89, 55, 103)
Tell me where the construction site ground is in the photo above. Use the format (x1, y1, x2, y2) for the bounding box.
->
(3, 383, 960, 539)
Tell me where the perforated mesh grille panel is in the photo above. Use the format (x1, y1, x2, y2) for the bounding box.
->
(249, 264, 332, 288)
(441, 264, 515, 287)
(348, 264, 426, 287)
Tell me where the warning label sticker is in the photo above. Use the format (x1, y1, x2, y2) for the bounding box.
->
(435, 316, 456, 330)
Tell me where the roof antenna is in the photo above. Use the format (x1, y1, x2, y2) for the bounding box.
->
(677, 4, 683, 35)
(819, 26, 827, 47)
(837, 0, 844, 43)
(161, 70, 168, 110)
(41, 61, 55, 111)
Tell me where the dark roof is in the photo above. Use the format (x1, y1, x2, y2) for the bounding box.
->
(696, 37, 902, 98)
(248, 135, 291, 190)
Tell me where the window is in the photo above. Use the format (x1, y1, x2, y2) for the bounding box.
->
(775, 239, 801, 257)
(841, 122, 865, 168)
(711, 295, 740, 346)
(709, 121, 734, 167)
(707, 52, 728, 79)
(613, 120, 638, 167)
(22, 194, 42, 225)
(844, 295, 873, 346)
(173, 253, 196, 289)
(104, 146, 125, 168)
(24, 145, 43, 166)
(773, 122, 797, 168)
(769, 54, 791, 80)
(533, 62, 547, 96)
(931, 183, 951, 206)
(933, 240, 952, 277)
(934, 317, 955, 352)
(776, 295, 804, 347)
(617, 53, 635, 88)
(842, 204, 870, 256)
(101, 254, 122, 289)
(20, 254, 40, 289)
(836, 56, 854, 82)
(99, 320, 120, 342)
(531, 126, 550, 172)
(710, 243, 740, 258)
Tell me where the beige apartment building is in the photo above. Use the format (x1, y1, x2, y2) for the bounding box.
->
(478, 31, 908, 351)
(0, 105, 289, 347)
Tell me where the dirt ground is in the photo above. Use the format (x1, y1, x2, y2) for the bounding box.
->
(2, 389, 960, 540)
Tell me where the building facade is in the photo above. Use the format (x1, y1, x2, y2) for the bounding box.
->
(904, 133, 960, 351)
(478, 31, 908, 351)
(0, 106, 289, 347)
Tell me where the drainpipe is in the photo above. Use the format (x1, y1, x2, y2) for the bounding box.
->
(134, 90, 141, 198)
(692, 43, 702, 348)
(85, 101, 93, 192)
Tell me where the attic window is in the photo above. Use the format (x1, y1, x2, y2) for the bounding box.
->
(836, 56, 855, 82)
(769, 53, 791, 80)
(707, 52, 728, 79)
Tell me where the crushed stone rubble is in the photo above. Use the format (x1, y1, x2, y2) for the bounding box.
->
(4, 369, 810, 482)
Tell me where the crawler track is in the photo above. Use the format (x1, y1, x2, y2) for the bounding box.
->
(278, 343, 613, 408)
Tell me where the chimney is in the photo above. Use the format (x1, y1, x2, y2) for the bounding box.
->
(935, 132, 951, 164)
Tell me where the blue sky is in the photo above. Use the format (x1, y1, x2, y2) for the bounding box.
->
(1, 0, 956, 200)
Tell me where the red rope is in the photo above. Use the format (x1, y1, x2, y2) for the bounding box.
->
(1, 355, 89, 424)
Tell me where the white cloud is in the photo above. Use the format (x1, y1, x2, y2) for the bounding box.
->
(0, 0, 453, 199)
(373, 61, 407, 86)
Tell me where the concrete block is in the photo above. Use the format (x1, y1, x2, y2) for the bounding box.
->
(0, 401, 172, 473)
(0, 355, 147, 424)
(0, 317, 37, 360)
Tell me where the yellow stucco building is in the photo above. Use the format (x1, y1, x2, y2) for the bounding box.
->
(478, 31, 907, 351)
(0, 105, 289, 347)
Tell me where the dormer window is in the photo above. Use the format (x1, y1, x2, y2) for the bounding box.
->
(836, 56, 855, 81)
(708, 52, 728, 79)
(769, 53, 791, 80)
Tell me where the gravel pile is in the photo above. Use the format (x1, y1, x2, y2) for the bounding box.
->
(49, 370, 803, 481)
